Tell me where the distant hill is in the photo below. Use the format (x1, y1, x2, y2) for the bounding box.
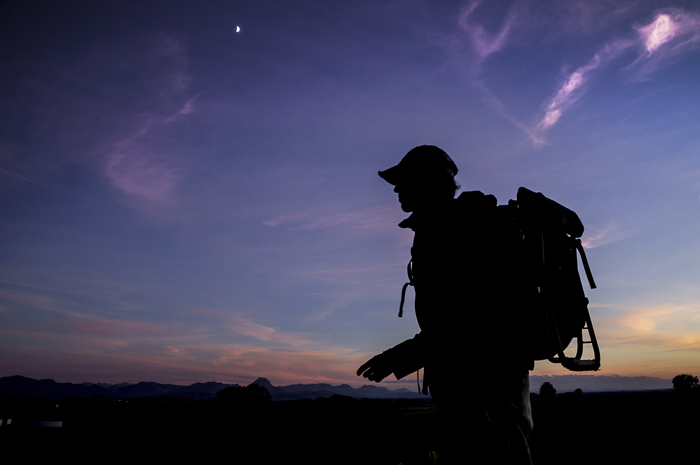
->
(0, 375, 425, 400)
(250, 377, 423, 400)
(0, 375, 113, 398)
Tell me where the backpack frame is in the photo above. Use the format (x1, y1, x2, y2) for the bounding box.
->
(504, 187, 600, 371)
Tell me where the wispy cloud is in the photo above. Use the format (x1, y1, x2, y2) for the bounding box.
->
(0, 285, 180, 341)
(627, 9, 700, 79)
(0, 287, 65, 315)
(452, 2, 543, 143)
(0, 285, 373, 384)
(581, 222, 636, 249)
(547, 0, 638, 35)
(164, 95, 198, 122)
(152, 34, 191, 96)
(100, 35, 198, 217)
(0, 166, 39, 184)
(536, 8, 700, 135)
(1, 318, 369, 386)
(103, 96, 197, 215)
(453, 3, 700, 145)
(57, 319, 168, 339)
(580, 301, 700, 377)
(601, 302, 700, 350)
(106, 148, 180, 204)
(471, 80, 548, 146)
(458, 1, 516, 60)
(641, 14, 678, 53)
(537, 41, 632, 132)
(616, 304, 679, 333)
(226, 314, 319, 347)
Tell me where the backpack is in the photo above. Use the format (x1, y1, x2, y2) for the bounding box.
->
(496, 187, 600, 371)
(397, 187, 601, 372)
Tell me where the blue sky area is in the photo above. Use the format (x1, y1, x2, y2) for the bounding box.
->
(1, 0, 699, 391)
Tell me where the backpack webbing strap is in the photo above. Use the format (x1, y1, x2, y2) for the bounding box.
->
(398, 259, 414, 317)
(575, 239, 597, 289)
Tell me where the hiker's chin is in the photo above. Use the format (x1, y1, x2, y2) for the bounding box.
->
(400, 202, 413, 213)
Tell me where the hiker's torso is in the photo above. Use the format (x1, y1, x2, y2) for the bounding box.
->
(400, 192, 499, 341)
(401, 192, 529, 377)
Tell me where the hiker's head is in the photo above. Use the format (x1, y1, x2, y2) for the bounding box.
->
(379, 145, 459, 212)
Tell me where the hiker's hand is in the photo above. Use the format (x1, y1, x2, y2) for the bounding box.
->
(356, 353, 393, 382)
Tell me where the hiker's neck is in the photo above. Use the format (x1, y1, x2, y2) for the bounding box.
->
(410, 196, 453, 213)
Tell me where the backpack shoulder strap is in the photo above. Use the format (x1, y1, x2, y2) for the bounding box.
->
(398, 258, 413, 317)
(575, 239, 597, 289)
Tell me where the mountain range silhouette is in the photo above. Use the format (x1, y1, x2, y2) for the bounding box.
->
(0, 375, 424, 400)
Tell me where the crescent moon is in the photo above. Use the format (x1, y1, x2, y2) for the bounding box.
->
(236, 26, 241, 33)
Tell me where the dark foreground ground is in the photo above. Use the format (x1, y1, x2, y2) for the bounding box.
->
(1, 390, 697, 464)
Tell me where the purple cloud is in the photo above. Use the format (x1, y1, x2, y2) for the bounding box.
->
(627, 9, 700, 78)
(102, 96, 198, 216)
(98, 34, 198, 217)
(151, 35, 190, 96)
(458, 1, 516, 60)
(452, 3, 700, 145)
(581, 222, 636, 249)
(537, 40, 633, 132)
(536, 8, 700, 136)
(0, 166, 39, 184)
(106, 147, 180, 204)
(226, 313, 319, 347)
(641, 13, 678, 53)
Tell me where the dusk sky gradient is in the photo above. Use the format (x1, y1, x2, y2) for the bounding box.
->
(2, 0, 700, 390)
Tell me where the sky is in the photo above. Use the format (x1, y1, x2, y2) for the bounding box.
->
(1, 0, 699, 391)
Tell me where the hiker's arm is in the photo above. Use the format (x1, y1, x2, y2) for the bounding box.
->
(357, 335, 425, 382)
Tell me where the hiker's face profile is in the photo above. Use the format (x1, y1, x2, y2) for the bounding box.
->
(394, 182, 424, 212)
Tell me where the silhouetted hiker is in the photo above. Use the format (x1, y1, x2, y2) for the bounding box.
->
(357, 145, 533, 464)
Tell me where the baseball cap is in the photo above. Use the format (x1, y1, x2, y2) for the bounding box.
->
(378, 145, 458, 186)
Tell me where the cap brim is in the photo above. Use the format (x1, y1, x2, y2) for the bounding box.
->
(378, 165, 402, 185)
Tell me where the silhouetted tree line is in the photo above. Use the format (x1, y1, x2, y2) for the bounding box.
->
(215, 383, 272, 406)
(2, 378, 698, 464)
(672, 373, 699, 394)
(539, 382, 556, 400)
